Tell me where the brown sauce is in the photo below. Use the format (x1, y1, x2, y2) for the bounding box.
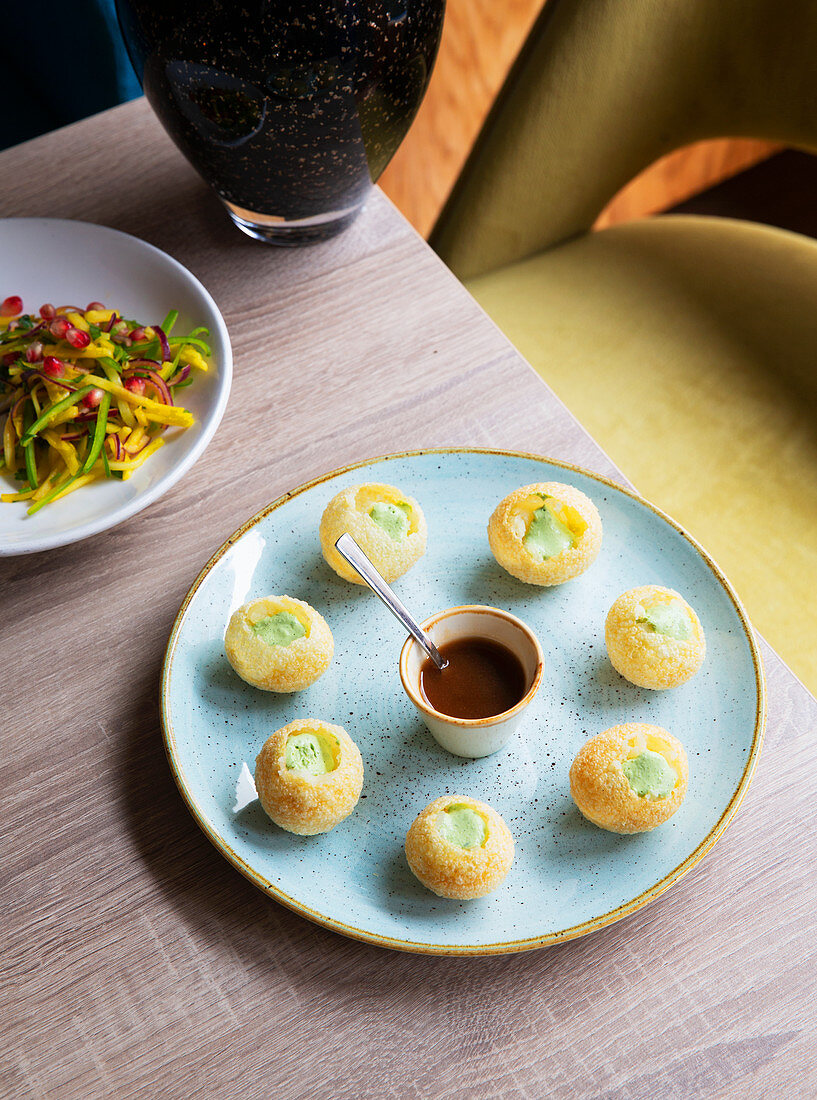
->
(420, 637, 528, 720)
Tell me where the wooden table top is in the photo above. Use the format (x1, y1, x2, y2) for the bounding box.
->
(2, 99, 815, 1100)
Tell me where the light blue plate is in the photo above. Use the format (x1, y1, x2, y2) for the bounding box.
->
(161, 449, 765, 954)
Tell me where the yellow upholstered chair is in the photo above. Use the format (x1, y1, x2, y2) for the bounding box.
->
(430, 0, 817, 692)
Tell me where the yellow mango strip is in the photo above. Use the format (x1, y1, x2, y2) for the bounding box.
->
(45, 472, 96, 505)
(135, 408, 148, 428)
(51, 408, 82, 428)
(109, 437, 164, 471)
(117, 396, 135, 427)
(55, 341, 114, 361)
(1, 485, 40, 502)
(31, 471, 59, 502)
(81, 375, 193, 427)
(43, 378, 74, 404)
(11, 402, 25, 438)
(125, 426, 146, 452)
(177, 346, 209, 371)
(142, 407, 193, 428)
(67, 312, 89, 332)
(43, 430, 80, 475)
(85, 309, 115, 325)
(3, 413, 16, 471)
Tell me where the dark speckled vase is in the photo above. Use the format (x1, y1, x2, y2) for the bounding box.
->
(116, 0, 445, 244)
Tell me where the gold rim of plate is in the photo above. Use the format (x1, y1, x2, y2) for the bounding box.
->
(159, 447, 767, 956)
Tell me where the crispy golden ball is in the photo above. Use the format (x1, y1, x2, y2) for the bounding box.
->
(605, 585, 706, 689)
(570, 723, 689, 834)
(224, 595, 333, 692)
(255, 719, 364, 835)
(405, 795, 515, 899)
(487, 481, 602, 585)
(320, 482, 427, 584)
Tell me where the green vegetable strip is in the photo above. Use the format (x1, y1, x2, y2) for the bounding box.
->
(101, 448, 112, 478)
(27, 471, 81, 516)
(21, 385, 94, 446)
(99, 357, 136, 427)
(99, 356, 120, 378)
(160, 309, 178, 335)
(22, 401, 38, 488)
(161, 343, 184, 381)
(168, 335, 211, 354)
(81, 392, 111, 473)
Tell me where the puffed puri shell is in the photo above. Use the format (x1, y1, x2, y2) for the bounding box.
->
(569, 723, 689, 834)
(487, 482, 602, 585)
(605, 585, 706, 689)
(319, 482, 427, 584)
(255, 719, 364, 835)
(224, 595, 333, 692)
(405, 795, 515, 899)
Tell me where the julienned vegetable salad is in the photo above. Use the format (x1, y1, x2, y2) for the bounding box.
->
(0, 295, 212, 515)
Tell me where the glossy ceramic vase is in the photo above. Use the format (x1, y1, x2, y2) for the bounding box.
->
(116, 0, 445, 244)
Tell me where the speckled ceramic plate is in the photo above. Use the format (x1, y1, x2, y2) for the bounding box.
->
(161, 449, 765, 954)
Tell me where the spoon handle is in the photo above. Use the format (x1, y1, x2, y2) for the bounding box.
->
(334, 533, 447, 670)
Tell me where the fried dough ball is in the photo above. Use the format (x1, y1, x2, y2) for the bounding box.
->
(570, 723, 688, 834)
(405, 795, 514, 899)
(320, 482, 427, 584)
(606, 585, 705, 689)
(488, 482, 602, 585)
(224, 595, 333, 692)
(255, 719, 364, 835)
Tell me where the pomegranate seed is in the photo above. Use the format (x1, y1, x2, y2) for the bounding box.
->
(50, 317, 70, 338)
(86, 301, 105, 312)
(130, 327, 147, 342)
(124, 376, 146, 396)
(25, 342, 44, 363)
(1, 295, 23, 317)
(42, 356, 64, 378)
(65, 327, 91, 349)
(40, 303, 56, 320)
(82, 388, 104, 409)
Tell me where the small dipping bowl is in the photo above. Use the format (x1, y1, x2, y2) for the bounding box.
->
(399, 605, 544, 758)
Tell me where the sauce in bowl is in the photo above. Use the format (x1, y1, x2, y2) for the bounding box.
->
(419, 637, 528, 720)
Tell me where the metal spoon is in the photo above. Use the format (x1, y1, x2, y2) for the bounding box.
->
(334, 533, 448, 670)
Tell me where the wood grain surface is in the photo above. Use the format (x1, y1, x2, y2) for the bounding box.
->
(1, 100, 815, 1100)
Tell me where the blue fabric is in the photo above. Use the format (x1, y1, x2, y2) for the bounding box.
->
(1, 0, 141, 151)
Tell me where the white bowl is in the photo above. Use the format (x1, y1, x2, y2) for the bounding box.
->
(399, 604, 544, 758)
(0, 218, 232, 555)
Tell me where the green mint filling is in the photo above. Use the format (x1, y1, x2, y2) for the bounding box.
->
(251, 611, 306, 647)
(523, 498, 575, 560)
(436, 805, 488, 850)
(369, 500, 412, 541)
(285, 732, 337, 774)
(637, 601, 692, 641)
(622, 750, 676, 799)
